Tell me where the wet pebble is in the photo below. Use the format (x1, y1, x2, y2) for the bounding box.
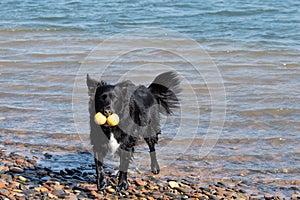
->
(264, 194, 275, 199)
(9, 167, 24, 173)
(41, 176, 51, 182)
(174, 186, 190, 194)
(168, 180, 179, 188)
(135, 178, 147, 187)
(0, 188, 10, 196)
(0, 151, 295, 199)
(44, 152, 53, 159)
(52, 189, 68, 198)
(18, 176, 27, 182)
(106, 187, 116, 193)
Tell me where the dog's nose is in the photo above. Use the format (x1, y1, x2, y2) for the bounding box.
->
(104, 109, 112, 117)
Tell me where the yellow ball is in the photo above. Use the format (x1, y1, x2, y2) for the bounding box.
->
(107, 113, 119, 126)
(94, 112, 107, 125)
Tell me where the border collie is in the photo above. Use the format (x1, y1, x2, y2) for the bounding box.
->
(86, 71, 181, 191)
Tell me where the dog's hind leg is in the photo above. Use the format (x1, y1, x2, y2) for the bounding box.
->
(144, 134, 160, 174)
(94, 148, 108, 191)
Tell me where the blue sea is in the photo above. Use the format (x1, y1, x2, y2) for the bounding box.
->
(0, 0, 299, 197)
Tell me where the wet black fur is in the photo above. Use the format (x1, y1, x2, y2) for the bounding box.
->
(87, 71, 181, 191)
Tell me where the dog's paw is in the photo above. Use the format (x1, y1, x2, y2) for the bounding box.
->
(116, 179, 128, 191)
(97, 178, 107, 191)
(151, 162, 160, 174)
(116, 171, 128, 191)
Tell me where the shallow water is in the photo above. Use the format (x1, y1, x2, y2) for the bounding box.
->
(0, 0, 299, 197)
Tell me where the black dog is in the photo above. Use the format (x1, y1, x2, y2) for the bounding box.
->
(86, 71, 181, 191)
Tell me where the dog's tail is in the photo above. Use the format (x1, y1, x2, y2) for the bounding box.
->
(148, 71, 181, 115)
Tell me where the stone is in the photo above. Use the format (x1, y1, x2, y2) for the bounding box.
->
(239, 188, 247, 193)
(85, 186, 98, 192)
(264, 194, 274, 200)
(282, 169, 288, 173)
(52, 189, 68, 198)
(44, 152, 53, 158)
(48, 192, 58, 199)
(249, 196, 261, 200)
(175, 186, 190, 194)
(135, 178, 147, 187)
(0, 181, 6, 189)
(9, 167, 24, 173)
(12, 189, 23, 193)
(106, 187, 116, 193)
(18, 176, 27, 182)
(37, 170, 48, 176)
(41, 176, 51, 182)
(168, 181, 179, 189)
(40, 187, 49, 192)
(0, 188, 10, 196)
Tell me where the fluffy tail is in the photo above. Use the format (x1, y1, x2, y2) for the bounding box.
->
(148, 71, 181, 115)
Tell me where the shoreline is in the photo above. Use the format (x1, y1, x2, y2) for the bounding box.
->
(0, 150, 298, 199)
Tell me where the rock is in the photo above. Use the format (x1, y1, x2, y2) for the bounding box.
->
(41, 176, 51, 182)
(72, 175, 83, 180)
(239, 188, 247, 193)
(42, 183, 53, 191)
(208, 194, 219, 200)
(0, 174, 12, 181)
(174, 186, 190, 194)
(74, 190, 81, 194)
(40, 187, 49, 192)
(10, 167, 24, 173)
(106, 187, 115, 193)
(48, 192, 58, 199)
(168, 181, 179, 189)
(12, 189, 23, 193)
(22, 189, 35, 195)
(216, 182, 227, 188)
(44, 152, 53, 159)
(291, 186, 299, 190)
(52, 189, 67, 198)
(37, 170, 48, 176)
(69, 193, 79, 200)
(18, 176, 27, 182)
(72, 186, 84, 191)
(0, 181, 6, 189)
(249, 196, 260, 200)
(0, 188, 10, 196)
(292, 193, 300, 199)
(264, 194, 274, 200)
(135, 178, 147, 187)
(65, 168, 75, 175)
(85, 186, 98, 192)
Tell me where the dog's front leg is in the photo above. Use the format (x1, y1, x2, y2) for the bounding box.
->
(116, 149, 132, 191)
(145, 136, 160, 174)
(94, 151, 107, 191)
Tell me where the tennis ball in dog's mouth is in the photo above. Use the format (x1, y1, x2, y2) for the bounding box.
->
(94, 112, 107, 125)
(107, 113, 119, 126)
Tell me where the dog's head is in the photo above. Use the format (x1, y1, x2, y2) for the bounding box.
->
(87, 74, 134, 118)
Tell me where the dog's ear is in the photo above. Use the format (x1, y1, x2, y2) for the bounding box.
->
(86, 74, 107, 96)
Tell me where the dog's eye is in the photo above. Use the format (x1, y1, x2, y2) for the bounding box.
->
(101, 94, 107, 100)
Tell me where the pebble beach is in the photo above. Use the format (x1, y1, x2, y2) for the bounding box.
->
(0, 147, 299, 200)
